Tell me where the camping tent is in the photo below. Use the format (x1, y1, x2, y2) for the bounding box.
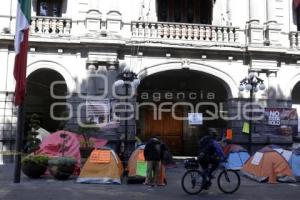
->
(127, 145, 167, 185)
(290, 148, 300, 180)
(127, 145, 147, 182)
(77, 148, 123, 184)
(258, 145, 294, 162)
(223, 144, 250, 170)
(242, 149, 295, 183)
(36, 130, 81, 167)
(76, 135, 107, 149)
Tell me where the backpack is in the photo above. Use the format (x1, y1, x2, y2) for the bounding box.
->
(197, 136, 216, 159)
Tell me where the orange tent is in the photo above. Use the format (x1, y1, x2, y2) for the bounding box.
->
(127, 145, 166, 185)
(77, 148, 123, 184)
(242, 151, 294, 183)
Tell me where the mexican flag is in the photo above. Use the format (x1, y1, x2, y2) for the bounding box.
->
(14, 0, 31, 106)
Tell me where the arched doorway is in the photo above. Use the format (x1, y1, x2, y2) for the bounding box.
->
(137, 69, 229, 156)
(292, 81, 300, 134)
(292, 81, 300, 104)
(25, 68, 67, 132)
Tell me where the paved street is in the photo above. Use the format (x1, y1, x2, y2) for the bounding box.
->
(1, 162, 300, 200)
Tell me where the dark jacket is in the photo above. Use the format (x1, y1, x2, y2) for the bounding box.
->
(198, 135, 225, 162)
(144, 138, 161, 161)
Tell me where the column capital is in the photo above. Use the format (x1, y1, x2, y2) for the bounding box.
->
(86, 60, 98, 70)
(107, 61, 119, 71)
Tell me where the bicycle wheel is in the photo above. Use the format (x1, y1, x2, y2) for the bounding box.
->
(181, 169, 204, 195)
(217, 169, 240, 194)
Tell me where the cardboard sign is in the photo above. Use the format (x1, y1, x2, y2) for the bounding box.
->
(266, 108, 281, 126)
(137, 150, 145, 161)
(242, 122, 250, 134)
(136, 161, 147, 177)
(188, 113, 203, 125)
(251, 152, 263, 165)
(89, 150, 111, 163)
(226, 129, 233, 140)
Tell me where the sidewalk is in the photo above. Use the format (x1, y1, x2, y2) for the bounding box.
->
(1, 162, 300, 200)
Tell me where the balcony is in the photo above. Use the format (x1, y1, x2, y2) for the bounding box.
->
(30, 16, 72, 35)
(131, 21, 240, 45)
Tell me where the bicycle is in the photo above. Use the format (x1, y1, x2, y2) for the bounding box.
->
(181, 158, 240, 194)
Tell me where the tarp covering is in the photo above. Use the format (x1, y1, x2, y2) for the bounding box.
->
(36, 130, 81, 167)
(77, 148, 123, 184)
(76, 135, 108, 149)
(242, 151, 294, 183)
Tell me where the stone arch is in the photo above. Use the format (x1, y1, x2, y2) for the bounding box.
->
(285, 73, 300, 100)
(27, 60, 76, 93)
(136, 61, 238, 98)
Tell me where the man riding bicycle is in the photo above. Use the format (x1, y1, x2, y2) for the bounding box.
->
(197, 128, 226, 189)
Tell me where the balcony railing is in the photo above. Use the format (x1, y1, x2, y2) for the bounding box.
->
(131, 21, 239, 44)
(30, 16, 72, 35)
(290, 32, 300, 48)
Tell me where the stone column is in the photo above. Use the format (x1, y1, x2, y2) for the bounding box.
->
(265, 0, 281, 46)
(96, 64, 108, 96)
(86, 63, 98, 96)
(247, 0, 265, 45)
(226, 0, 233, 26)
(148, 0, 157, 21)
(249, 0, 266, 22)
(267, 71, 278, 107)
(107, 61, 119, 99)
(138, 0, 144, 21)
(227, 0, 249, 27)
(266, 0, 276, 22)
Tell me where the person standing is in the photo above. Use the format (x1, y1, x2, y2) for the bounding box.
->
(144, 137, 161, 187)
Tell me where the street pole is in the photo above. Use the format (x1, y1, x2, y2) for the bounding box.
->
(114, 68, 139, 167)
(239, 73, 265, 155)
(248, 88, 253, 155)
(124, 83, 128, 166)
(14, 102, 25, 183)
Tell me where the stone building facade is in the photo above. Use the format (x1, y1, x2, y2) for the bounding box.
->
(1, 0, 300, 161)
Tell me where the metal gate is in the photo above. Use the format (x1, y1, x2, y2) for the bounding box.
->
(0, 92, 17, 164)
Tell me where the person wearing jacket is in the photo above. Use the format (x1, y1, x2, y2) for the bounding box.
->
(197, 128, 226, 189)
(144, 137, 162, 186)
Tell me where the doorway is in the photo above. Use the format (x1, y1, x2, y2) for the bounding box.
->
(25, 68, 67, 132)
(137, 69, 229, 155)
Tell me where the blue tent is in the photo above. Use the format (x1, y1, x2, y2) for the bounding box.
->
(290, 148, 300, 180)
(224, 144, 250, 170)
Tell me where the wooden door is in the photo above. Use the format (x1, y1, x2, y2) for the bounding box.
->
(144, 109, 183, 155)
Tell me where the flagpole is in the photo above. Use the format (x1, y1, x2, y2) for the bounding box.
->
(14, 102, 25, 183)
(13, 0, 31, 183)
